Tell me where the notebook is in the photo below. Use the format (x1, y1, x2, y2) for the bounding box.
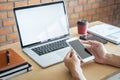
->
(87, 23, 120, 44)
(0, 48, 32, 79)
(0, 48, 25, 69)
(13, 1, 71, 68)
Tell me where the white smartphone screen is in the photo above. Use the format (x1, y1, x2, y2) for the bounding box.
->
(68, 39, 92, 59)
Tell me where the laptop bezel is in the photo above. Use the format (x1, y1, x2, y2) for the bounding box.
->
(13, 1, 70, 48)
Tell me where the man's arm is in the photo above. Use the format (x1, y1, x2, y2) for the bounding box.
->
(64, 50, 86, 80)
(104, 54, 120, 67)
(83, 40, 120, 68)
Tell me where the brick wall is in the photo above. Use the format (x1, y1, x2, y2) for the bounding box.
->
(67, 0, 119, 27)
(115, 0, 120, 26)
(0, 0, 120, 46)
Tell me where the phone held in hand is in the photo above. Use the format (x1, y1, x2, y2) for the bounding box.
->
(66, 37, 95, 62)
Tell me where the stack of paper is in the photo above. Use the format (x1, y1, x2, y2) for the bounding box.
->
(88, 23, 120, 44)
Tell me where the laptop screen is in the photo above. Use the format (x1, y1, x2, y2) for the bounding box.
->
(14, 1, 69, 47)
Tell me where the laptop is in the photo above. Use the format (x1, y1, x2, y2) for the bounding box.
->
(13, 1, 71, 68)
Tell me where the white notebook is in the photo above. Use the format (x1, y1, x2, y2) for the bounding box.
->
(88, 23, 120, 44)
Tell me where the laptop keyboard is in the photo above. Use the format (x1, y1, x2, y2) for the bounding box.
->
(32, 40, 68, 55)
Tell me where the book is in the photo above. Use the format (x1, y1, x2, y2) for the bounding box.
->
(0, 62, 31, 76)
(87, 23, 120, 44)
(0, 62, 32, 80)
(0, 48, 32, 79)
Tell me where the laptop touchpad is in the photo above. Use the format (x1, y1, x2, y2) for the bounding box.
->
(39, 53, 62, 67)
(56, 47, 71, 58)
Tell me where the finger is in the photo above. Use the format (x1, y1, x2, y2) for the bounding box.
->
(89, 47, 98, 56)
(71, 51, 76, 57)
(68, 50, 76, 57)
(65, 50, 72, 59)
(82, 40, 92, 45)
(83, 43, 91, 48)
(71, 51, 80, 60)
(90, 40, 103, 45)
(82, 40, 100, 46)
(84, 40, 99, 47)
(85, 45, 91, 50)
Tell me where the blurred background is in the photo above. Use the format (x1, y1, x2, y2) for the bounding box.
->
(0, 0, 120, 46)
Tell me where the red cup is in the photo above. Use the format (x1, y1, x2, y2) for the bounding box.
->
(77, 20, 88, 35)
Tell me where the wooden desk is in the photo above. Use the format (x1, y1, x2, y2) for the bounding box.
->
(0, 21, 120, 80)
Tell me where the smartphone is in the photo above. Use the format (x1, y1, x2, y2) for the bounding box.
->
(66, 37, 95, 62)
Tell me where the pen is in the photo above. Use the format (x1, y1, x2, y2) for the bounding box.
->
(6, 50, 10, 65)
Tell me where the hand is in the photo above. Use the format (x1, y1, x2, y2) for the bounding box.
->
(64, 50, 86, 80)
(82, 40, 108, 64)
(64, 50, 81, 72)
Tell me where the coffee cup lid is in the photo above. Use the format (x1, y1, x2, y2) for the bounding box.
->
(77, 20, 88, 25)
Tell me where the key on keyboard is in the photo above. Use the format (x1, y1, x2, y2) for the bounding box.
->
(32, 40, 68, 55)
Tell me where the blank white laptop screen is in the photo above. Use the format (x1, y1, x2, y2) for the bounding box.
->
(15, 3, 69, 46)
